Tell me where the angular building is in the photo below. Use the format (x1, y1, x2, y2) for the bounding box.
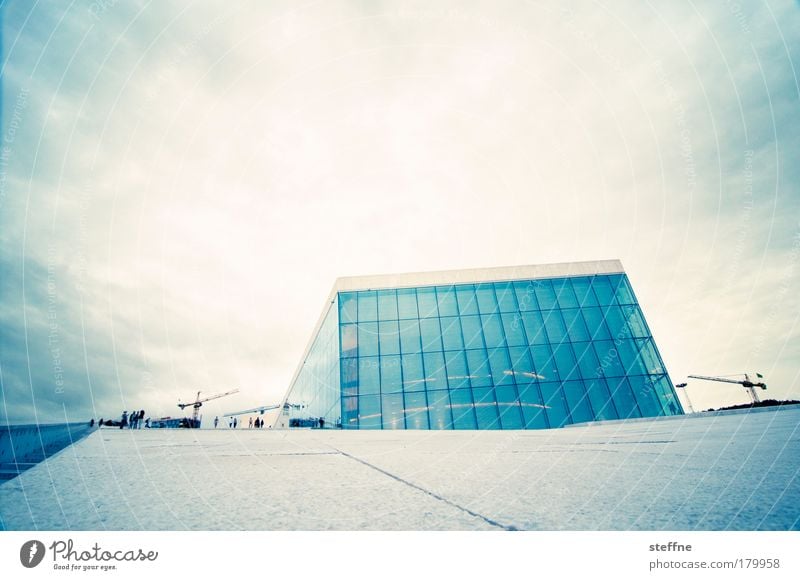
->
(273, 260, 683, 430)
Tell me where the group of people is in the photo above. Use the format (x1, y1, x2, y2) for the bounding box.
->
(104, 410, 147, 429)
(212, 416, 268, 429)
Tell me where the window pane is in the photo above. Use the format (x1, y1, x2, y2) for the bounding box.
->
(561, 308, 590, 342)
(358, 394, 381, 428)
(449, 389, 476, 429)
(494, 282, 518, 312)
(501, 312, 526, 346)
(637, 338, 664, 374)
(594, 340, 624, 377)
(573, 341, 601, 381)
(539, 382, 569, 427)
(397, 288, 418, 319)
(508, 346, 540, 381)
(339, 292, 358, 323)
(563, 380, 593, 424)
(378, 320, 400, 355)
(628, 375, 661, 417)
(488, 347, 514, 386)
(570, 277, 598, 307)
(340, 324, 358, 358)
(466, 349, 492, 387)
(655, 376, 682, 415)
(518, 383, 548, 429)
(585, 379, 618, 421)
(399, 319, 422, 354)
(553, 342, 579, 381)
(481, 314, 506, 349)
(402, 353, 425, 392)
(553, 278, 579, 308)
(543, 310, 568, 343)
(357, 291, 378, 321)
(603, 304, 629, 339)
(440, 316, 464, 351)
(530, 345, 558, 382)
(382, 394, 404, 429)
(618, 339, 646, 375)
(461, 315, 484, 349)
(496, 386, 523, 429)
(607, 376, 641, 419)
(521, 311, 548, 345)
(582, 307, 611, 340)
(436, 286, 458, 316)
(404, 391, 429, 429)
(476, 284, 499, 314)
(513, 281, 539, 311)
(419, 318, 443, 352)
(427, 389, 453, 429)
(423, 351, 448, 390)
(358, 322, 378, 356)
(415, 287, 437, 318)
(358, 357, 380, 395)
(341, 358, 358, 396)
(380, 355, 403, 394)
(343, 395, 358, 428)
(612, 274, 636, 304)
(456, 285, 479, 315)
(444, 350, 470, 388)
(472, 387, 500, 429)
(592, 276, 615, 305)
(534, 280, 558, 310)
(377, 289, 398, 320)
(622, 305, 648, 338)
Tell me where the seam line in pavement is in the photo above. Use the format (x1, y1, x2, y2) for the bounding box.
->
(332, 448, 517, 531)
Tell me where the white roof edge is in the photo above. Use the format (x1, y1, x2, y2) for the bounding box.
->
(333, 259, 625, 292)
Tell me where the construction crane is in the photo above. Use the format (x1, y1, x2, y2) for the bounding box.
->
(177, 389, 239, 428)
(223, 402, 304, 418)
(687, 374, 767, 404)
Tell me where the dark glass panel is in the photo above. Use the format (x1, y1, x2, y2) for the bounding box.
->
(427, 389, 453, 429)
(584, 379, 619, 421)
(494, 282, 518, 312)
(436, 286, 458, 316)
(339, 292, 358, 323)
(563, 380, 594, 424)
(377, 289, 398, 320)
(357, 291, 378, 322)
(582, 307, 611, 340)
(655, 376, 682, 415)
(637, 338, 665, 374)
(603, 304, 629, 339)
(378, 320, 400, 355)
(422, 351, 448, 390)
(518, 383, 549, 429)
(475, 284, 499, 314)
(341, 358, 358, 395)
(572, 341, 601, 381)
(343, 396, 358, 428)
(358, 394, 381, 429)
(534, 280, 558, 310)
(501, 312, 527, 346)
(593, 340, 624, 377)
(553, 342, 579, 381)
(461, 315, 484, 349)
(607, 376, 641, 419)
(543, 310, 568, 343)
(415, 287, 437, 319)
(440, 316, 465, 351)
(404, 391, 430, 429)
(455, 285, 479, 315)
(358, 357, 380, 395)
(592, 276, 615, 305)
(382, 394, 405, 429)
(628, 375, 662, 417)
(481, 314, 506, 349)
(513, 281, 539, 311)
(487, 347, 514, 386)
(358, 322, 379, 357)
(449, 389, 477, 429)
(402, 353, 426, 392)
(399, 319, 422, 354)
(508, 346, 540, 382)
(340, 323, 358, 358)
(496, 386, 524, 429)
(472, 387, 500, 429)
(380, 355, 403, 394)
(539, 382, 570, 427)
(521, 311, 548, 345)
(419, 318, 443, 352)
(617, 339, 647, 375)
(530, 344, 559, 382)
(621, 305, 649, 338)
(466, 349, 493, 387)
(397, 288, 419, 319)
(570, 277, 597, 308)
(612, 274, 636, 305)
(444, 350, 470, 388)
(561, 308, 590, 342)
(553, 278, 579, 308)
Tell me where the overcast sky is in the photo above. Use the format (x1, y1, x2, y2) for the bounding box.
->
(1, 0, 798, 425)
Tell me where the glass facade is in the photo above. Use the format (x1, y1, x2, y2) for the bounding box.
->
(280, 272, 682, 430)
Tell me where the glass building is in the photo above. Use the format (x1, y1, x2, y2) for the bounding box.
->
(273, 260, 683, 430)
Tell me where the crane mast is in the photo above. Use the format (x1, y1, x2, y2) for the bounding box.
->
(177, 388, 239, 427)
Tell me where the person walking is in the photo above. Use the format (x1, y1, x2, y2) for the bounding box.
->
(233, 417, 238, 429)
(249, 417, 253, 429)
(214, 416, 219, 429)
(120, 411, 128, 429)
(139, 410, 145, 429)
